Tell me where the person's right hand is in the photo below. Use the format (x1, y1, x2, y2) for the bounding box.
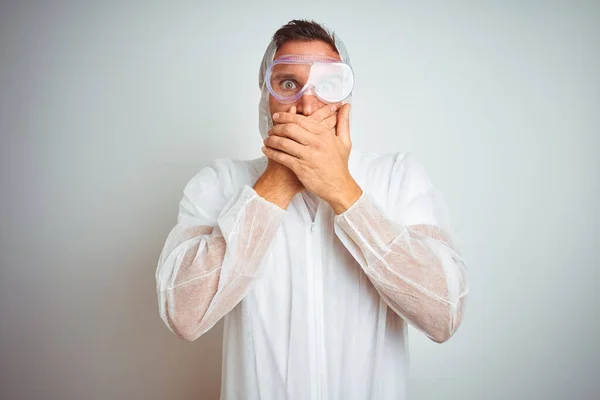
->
(263, 103, 338, 196)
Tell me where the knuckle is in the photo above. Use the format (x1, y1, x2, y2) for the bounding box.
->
(267, 136, 278, 147)
(278, 138, 288, 151)
(295, 162, 307, 176)
(274, 136, 285, 148)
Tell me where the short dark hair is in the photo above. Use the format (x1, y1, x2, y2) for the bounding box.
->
(272, 19, 338, 53)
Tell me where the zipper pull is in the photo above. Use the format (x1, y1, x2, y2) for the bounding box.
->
(311, 221, 315, 232)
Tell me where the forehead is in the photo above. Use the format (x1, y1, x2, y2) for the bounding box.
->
(274, 40, 341, 61)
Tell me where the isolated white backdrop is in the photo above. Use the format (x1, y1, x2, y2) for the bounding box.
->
(1, 1, 598, 399)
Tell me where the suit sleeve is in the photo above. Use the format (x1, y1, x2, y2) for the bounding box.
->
(155, 159, 287, 341)
(333, 153, 468, 343)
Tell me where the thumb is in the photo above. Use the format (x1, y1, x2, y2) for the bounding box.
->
(336, 103, 351, 148)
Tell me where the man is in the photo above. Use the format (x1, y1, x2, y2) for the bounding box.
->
(156, 19, 468, 400)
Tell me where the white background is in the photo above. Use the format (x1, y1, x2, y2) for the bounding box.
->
(1, 1, 598, 399)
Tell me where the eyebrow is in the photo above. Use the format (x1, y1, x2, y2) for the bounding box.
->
(271, 73, 300, 80)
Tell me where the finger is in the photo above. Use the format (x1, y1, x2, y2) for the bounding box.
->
(272, 105, 296, 126)
(261, 145, 299, 173)
(264, 134, 307, 159)
(321, 113, 337, 131)
(307, 102, 339, 123)
(270, 123, 314, 145)
(272, 113, 330, 136)
(336, 103, 352, 148)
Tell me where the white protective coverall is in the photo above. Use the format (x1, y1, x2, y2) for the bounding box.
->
(156, 30, 468, 400)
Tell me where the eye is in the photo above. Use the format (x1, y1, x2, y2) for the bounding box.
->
(280, 80, 297, 91)
(317, 78, 341, 93)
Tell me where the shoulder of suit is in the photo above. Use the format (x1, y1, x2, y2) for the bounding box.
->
(349, 150, 413, 174)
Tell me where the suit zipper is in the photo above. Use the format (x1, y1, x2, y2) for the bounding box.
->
(310, 219, 323, 400)
(306, 220, 318, 399)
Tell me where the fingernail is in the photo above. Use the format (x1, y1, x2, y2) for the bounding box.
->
(330, 105, 337, 111)
(273, 113, 279, 120)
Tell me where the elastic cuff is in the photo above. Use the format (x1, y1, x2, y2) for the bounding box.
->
(334, 189, 368, 224)
(244, 184, 289, 214)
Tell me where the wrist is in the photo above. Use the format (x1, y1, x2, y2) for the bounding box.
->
(254, 173, 298, 209)
(328, 178, 363, 215)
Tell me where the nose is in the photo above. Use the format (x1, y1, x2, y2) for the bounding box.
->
(295, 87, 324, 116)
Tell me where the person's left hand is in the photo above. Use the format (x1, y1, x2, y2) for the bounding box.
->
(261, 103, 363, 213)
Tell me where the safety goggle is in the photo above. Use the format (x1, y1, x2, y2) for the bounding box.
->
(265, 54, 354, 104)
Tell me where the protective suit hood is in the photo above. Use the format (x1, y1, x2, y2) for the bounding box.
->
(257, 27, 353, 141)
